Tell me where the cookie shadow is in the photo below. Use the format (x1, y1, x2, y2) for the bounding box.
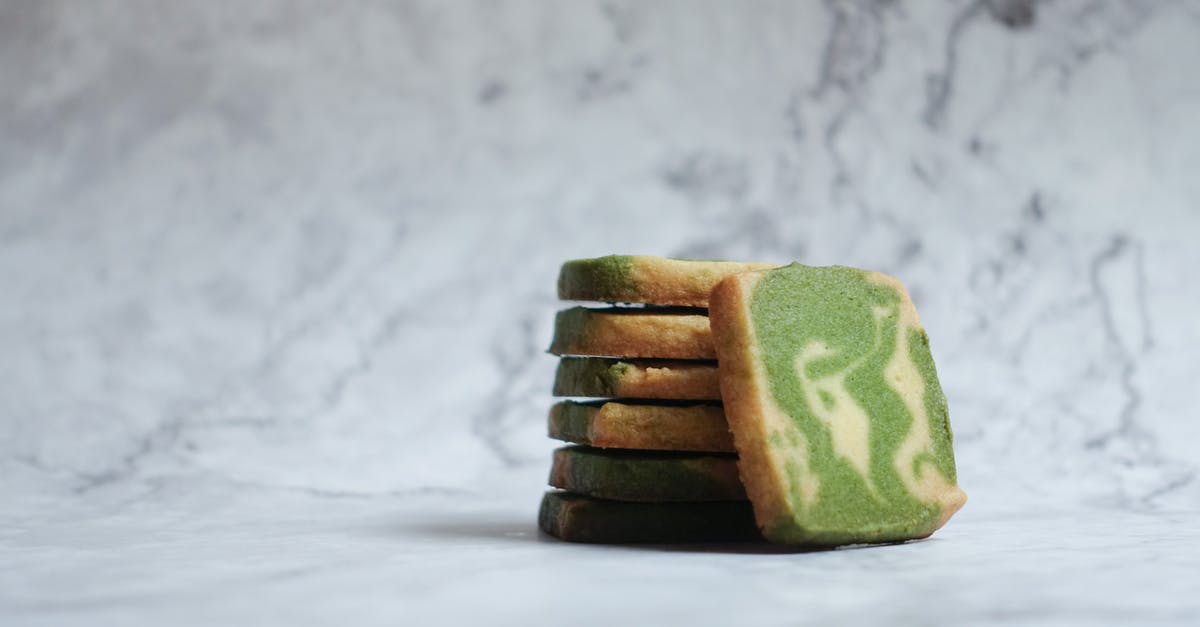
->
(407, 519, 785, 552)
(623, 536, 930, 554)
(398, 516, 932, 554)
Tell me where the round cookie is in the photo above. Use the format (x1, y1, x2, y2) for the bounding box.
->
(558, 255, 777, 307)
(553, 357, 721, 400)
(549, 307, 715, 359)
(538, 491, 761, 544)
(548, 446, 746, 502)
(549, 400, 734, 453)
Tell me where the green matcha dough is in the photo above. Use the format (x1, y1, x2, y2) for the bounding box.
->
(709, 263, 967, 546)
(549, 446, 746, 502)
(538, 491, 761, 543)
(557, 255, 776, 307)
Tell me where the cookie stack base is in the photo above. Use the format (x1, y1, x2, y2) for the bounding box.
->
(538, 491, 761, 544)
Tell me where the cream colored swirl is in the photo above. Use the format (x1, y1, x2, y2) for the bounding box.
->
(790, 316, 882, 495)
(867, 272, 965, 514)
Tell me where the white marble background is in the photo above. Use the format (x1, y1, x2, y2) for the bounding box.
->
(3, 1, 1199, 625)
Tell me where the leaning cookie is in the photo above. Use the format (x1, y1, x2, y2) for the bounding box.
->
(709, 263, 967, 546)
(558, 255, 777, 307)
(549, 307, 715, 359)
(549, 446, 746, 502)
(549, 401, 734, 453)
(538, 492, 761, 543)
(553, 357, 721, 400)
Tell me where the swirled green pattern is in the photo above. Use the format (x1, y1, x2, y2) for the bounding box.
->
(750, 264, 963, 544)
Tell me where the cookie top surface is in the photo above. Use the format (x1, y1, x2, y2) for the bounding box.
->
(710, 263, 966, 545)
(558, 255, 777, 307)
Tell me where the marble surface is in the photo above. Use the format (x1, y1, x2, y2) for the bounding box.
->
(5, 480, 1200, 626)
(2, 1, 1199, 624)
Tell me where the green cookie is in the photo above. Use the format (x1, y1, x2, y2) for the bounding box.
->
(538, 491, 761, 543)
(549, 446, 746, 502)
(710, 263, 967, 546)
(557, 255, 776, 307)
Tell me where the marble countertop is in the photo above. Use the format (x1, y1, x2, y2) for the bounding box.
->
(4, 1, 1200, 625)
(5, 474, 1198, 626)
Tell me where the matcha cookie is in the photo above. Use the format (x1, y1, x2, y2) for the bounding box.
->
(553, 357, 721, 400)
(709, 264, 967, 546)
(549, 400, 734, 453)
(538, 491, 761, 543)
(549, 307, 715, 359)
(558, 255, 777, 307)
(549, 446, 746, 502)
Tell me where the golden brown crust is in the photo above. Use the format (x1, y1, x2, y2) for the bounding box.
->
(591, 402, 733, 452)
(612, 360, 721, 399)
(549, 401, 734, 453)
(552, 357, 721, 400)
(708, 271, 794, 537)
(624, 258, 778, 307)
(558, 256, 777, 307)
(549, 308, 716, 359)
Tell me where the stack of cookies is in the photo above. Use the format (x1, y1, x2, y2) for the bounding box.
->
(539, 255, 969, 546)
(539, 256, 776, 543)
